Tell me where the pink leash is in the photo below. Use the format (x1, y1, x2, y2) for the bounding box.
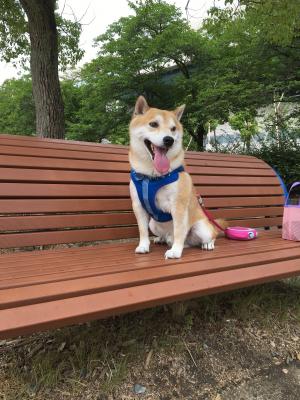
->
(198, 195, 225, 232)
(198, 195, 258, 240)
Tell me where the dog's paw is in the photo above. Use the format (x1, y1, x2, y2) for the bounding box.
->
(201, 240, 215, 251)
(135, 243, 150, 254)
(165, 247, 182, 259)
(153, 236, 166, 245)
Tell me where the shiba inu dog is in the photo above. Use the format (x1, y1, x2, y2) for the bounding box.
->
(129, 96, 224, 259)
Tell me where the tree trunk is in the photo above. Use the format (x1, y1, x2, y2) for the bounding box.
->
(20, 0, 65, 138)
(192, 123, 206, 151)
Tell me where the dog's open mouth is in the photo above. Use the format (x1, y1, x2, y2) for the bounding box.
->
(144, 139, 170, 174)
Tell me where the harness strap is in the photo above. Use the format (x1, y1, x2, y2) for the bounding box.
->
(131, 166, 184, 223)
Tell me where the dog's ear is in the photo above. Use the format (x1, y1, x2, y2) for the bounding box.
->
(133, 96, 149, 117)
(173, 104, 185, 121)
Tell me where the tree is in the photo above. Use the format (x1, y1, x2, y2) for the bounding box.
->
(0, 0, 83, 138)
(76, 0, 209, 147)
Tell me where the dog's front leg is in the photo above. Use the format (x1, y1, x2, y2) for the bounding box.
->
(130, 181, 150, 253)
(164, 173, 192, 259)
(165, 204, 188, 259)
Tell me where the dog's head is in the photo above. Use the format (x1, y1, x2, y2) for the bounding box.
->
(129, 96, 185, 176)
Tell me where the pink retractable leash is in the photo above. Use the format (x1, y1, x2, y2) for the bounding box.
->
(198, 195, 258, 241)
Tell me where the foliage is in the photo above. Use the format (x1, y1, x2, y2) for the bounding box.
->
(0, 76, 35, 135)
(0, 0, 83, 69)
(226, 0, 300, 46)
(229, 110, 258, 151)
(251, 140, 300, 189)
(0, 76, 86, 137)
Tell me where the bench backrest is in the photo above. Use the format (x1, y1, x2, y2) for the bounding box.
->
(0, 134, 284, 249)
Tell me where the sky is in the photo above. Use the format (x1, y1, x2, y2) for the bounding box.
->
(0, 0, 217, 84)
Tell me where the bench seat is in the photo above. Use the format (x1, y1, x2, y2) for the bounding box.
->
(1, 231, 300, 338)
(0, 133, 299, 339)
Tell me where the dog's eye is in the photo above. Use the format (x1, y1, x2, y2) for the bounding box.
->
(170, 126, 176, 132)
(149, 121, 159, 128)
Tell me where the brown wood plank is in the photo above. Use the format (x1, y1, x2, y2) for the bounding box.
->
(0, 209, 283, 232)
(204, 196, 284, 208)
(0, 134, 127, 150)
(0, 168, 130, 184)
(185, 153, 263, 163)
(191, 175, 279, 186)
(0, 231, 281, 268)
(212, 207, 283, 219)
(0, 155, 129, 172)
(0, 234, 285, 274)
(0, 155, 275, 177)
(1, 246, 299, 310)
(1, 236, 293, 288)
(187, 166, 275, 176)
(0, 196, 284, 214)
(1, 135, 258, 162)
(0, 137, 129, 154)
(1, 258, 299, 339)
(0, 183, 283, 198)
(0, 136, 263, 164)
(0, 199, 133, 213)
(0, 213, 136, 231)
(186, 159, 269, 169)
(227, 217, 282, 228)
(0, 214, 282, 233)
(0, 145, 269, 169)
(0, 226, 139, 248)
(0, 231, 284, 270)
(1, 134, 256, 159)
(0, 168, 279, 186)
(0, 145, 130, 162)
(0, 183, 129, 198)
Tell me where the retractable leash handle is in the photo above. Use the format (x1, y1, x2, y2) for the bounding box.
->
(198, 194, 258, 240)
(285, 182, 300, 206)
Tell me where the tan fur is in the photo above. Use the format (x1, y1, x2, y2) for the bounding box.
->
(129, 96, 223, 259)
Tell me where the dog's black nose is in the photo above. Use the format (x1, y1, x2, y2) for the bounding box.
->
(163, 136, 174, 148)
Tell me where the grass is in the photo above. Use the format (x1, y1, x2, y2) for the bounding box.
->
(1, 278, 300, 399)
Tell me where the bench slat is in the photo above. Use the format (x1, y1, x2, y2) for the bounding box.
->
(0, 226, 139, 249)
(0, 137, 262, 163)
(1, 243, 300, 310)
(0, 235, 295, 288)
(0, 207, 283, 231)
(0, 257, 299, 339)
(0, 217, 282, 248)
(0, 196, 285, 214)
(0, 168, 279, 186)
(0, 230, 282, 267)
(0, 144, 269, 167)
(0, 183, 283, 198)
(0, 155, 276, 176)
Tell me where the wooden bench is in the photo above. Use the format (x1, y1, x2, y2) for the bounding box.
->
(0, 133, 299, 339)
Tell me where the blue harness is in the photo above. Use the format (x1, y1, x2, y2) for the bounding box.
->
(130, 166, 184, 222)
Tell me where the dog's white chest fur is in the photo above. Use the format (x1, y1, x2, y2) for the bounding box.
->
(154, 180, 178, 213)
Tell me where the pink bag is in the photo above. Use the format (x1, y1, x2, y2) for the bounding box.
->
(282, 182, 300, 241)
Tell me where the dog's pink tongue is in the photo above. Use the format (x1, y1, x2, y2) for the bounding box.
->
(153, 146, 170, 174)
